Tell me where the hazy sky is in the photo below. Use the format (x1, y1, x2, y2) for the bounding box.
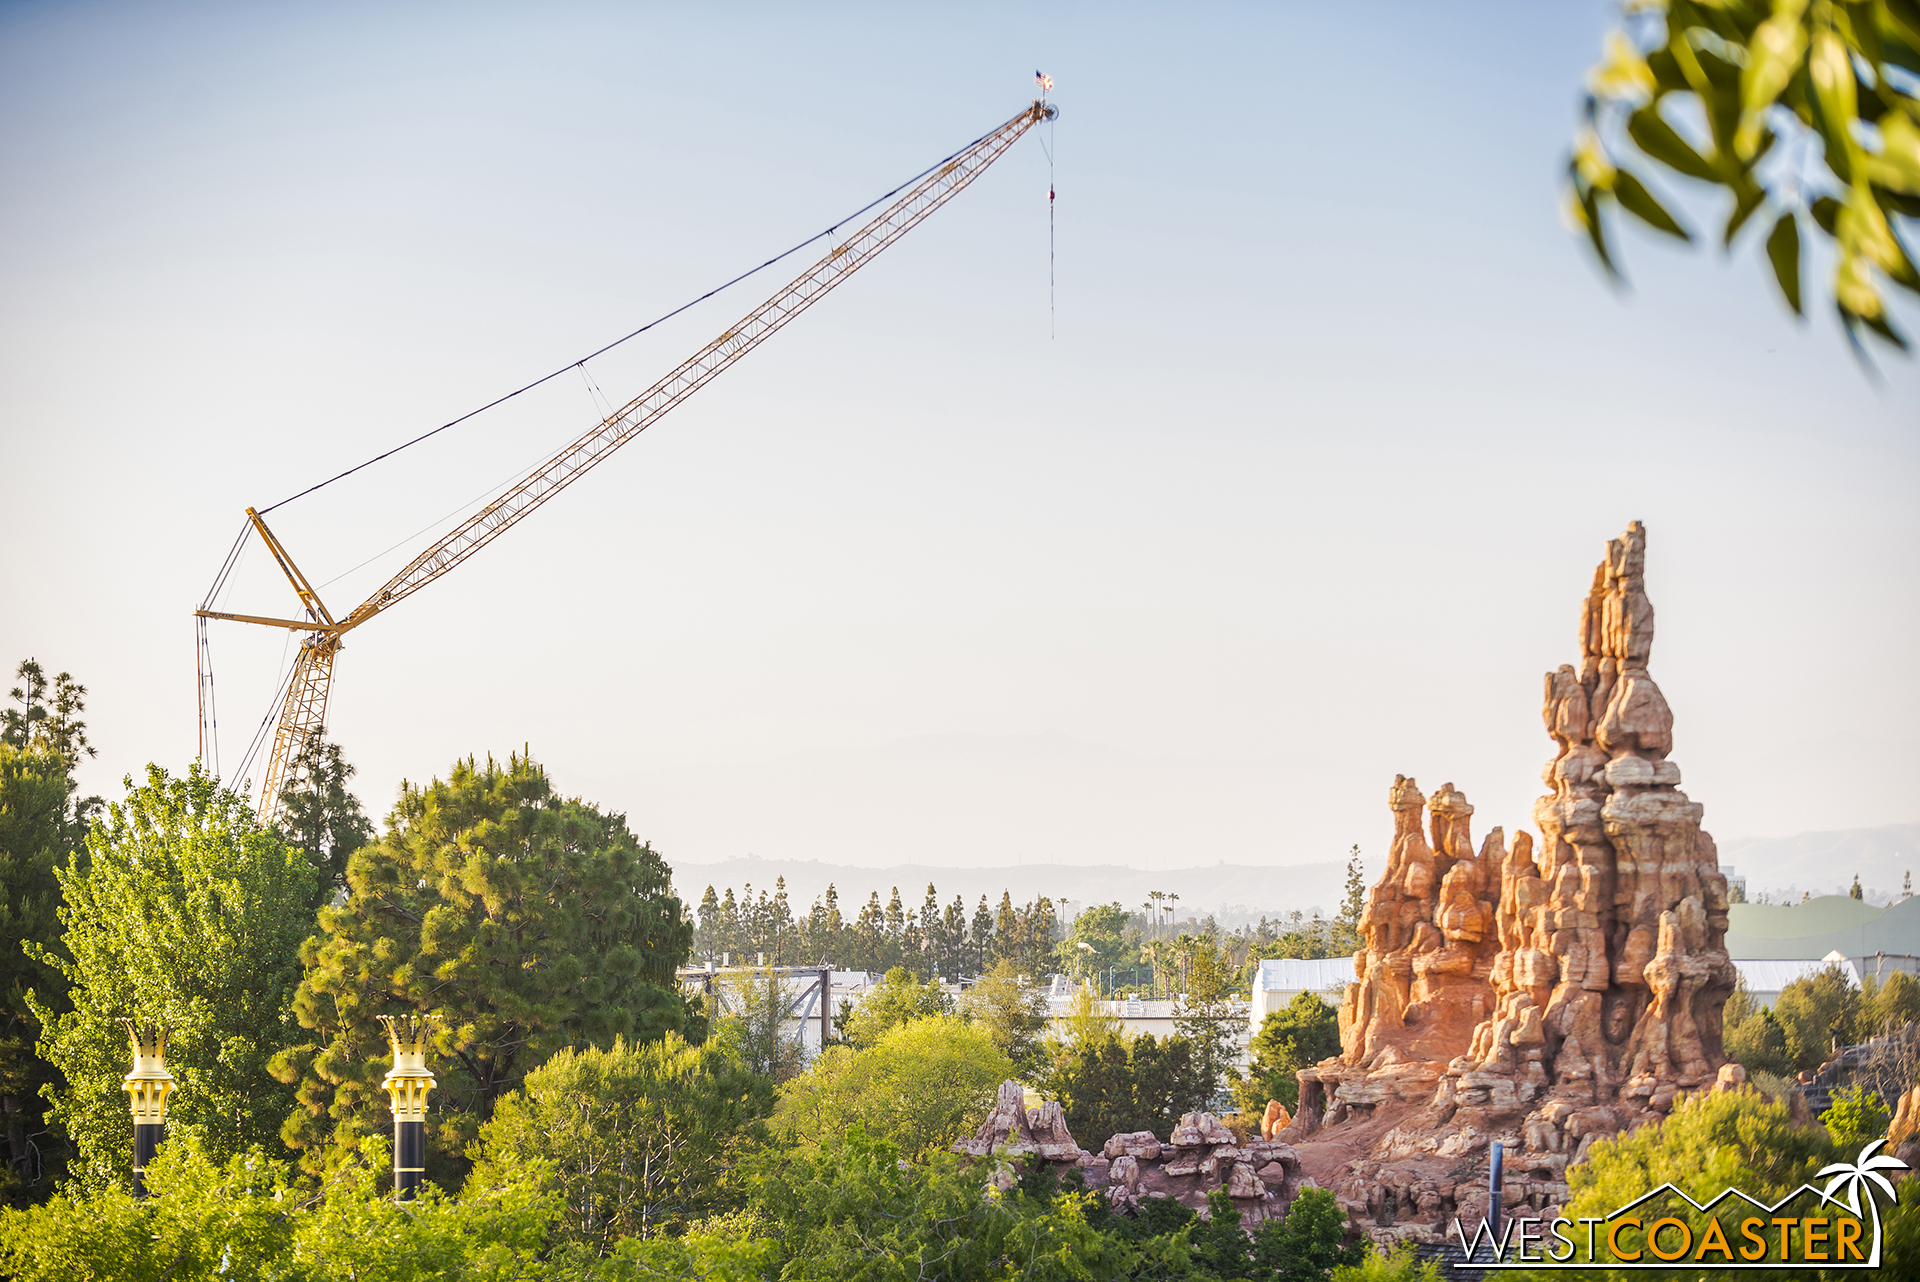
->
(2, 2, 1915, 887)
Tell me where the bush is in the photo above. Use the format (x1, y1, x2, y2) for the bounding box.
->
(772, 1014, 1012, 1155)
(1254, 1186, 1365, 1282)
(1507, 1086, 1920, 1278)
(1234, 991, 1340, 1113)
(0, 1138, 556, 1281)
(467, 1033, 773, 1252)
(1823, 1083, 1891, 1151)
(1332, 1243, 1443, 1282)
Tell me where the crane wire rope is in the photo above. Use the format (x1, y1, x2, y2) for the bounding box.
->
(255, 117, 1016, 518)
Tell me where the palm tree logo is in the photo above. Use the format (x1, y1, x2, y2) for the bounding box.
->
(1816, 1139, 1907, 1268)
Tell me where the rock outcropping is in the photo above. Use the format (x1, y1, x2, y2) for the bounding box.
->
(1288, 522, 1737, 1243)
(954, 1084, 1307, 1230)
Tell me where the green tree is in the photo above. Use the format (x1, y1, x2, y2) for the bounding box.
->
(839, 966, 953, 1049)
(0, 746, 73, 1201)
(467, 1033, 773, 1252)
(1173, 935, 1242, 1108)
(1503, 1085, 1920, 1279)
(1867, 969, 1920, 1031)
(1824, 1082, 1892, 1150)
(1255, 1185, 1366, 1282)
(1569, 2, 1920, 353)
(1060, 902, 1133, 985)
(1036, 1027, 1206, 1143)
(750, 1128, 1138, 1282)
(1235, 990, 1341, 1113)
(2, 661, 98, 780)
(274, 725, 375, 900)
(1332, 1243, 1444, 1282)
(712, 968, 808, 1082)
(29, 763, 314, 1190)
(0, 1137, 557, 1282)
(1773, 962, 1863, 1071)
(1332, 846, 1367, 955)
(771, 1014, 1012, 1156)
(273, 751, 691, 1181)
(959, 958, 1050, 1068)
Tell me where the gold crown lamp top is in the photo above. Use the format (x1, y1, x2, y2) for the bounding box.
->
(378, 1013, 438, 1121)
(122, 1020, 175, 1122)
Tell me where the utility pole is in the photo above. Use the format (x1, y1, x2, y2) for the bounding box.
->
(122, 1022, 174, 1199)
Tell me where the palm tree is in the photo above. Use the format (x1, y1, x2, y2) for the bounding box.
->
(1817, 1138, 1907, 1266)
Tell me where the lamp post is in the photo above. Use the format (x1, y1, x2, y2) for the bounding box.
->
(378, 1014, 437, 1200)
(122, 1021, 174, 1199)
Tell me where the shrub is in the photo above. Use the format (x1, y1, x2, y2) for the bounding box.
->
(467, 1033, 772, 1252)
(772, 1014, 1011, 1155)
(1823, 1083, 1891, 1151)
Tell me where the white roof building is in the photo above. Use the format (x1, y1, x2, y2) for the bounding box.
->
(1734, 955, 1862, 1008)
(1250, 957, 1356, 1030)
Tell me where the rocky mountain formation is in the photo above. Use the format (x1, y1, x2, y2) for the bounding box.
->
(1283, 522, 1739, 1245)
(955, 1081, 1308, 1230)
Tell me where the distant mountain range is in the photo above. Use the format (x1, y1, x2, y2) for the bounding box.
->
(1717, 823, 1920, 901)
(667, 855, 1350, 926)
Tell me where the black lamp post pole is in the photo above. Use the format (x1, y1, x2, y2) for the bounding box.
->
(379, 1014, 438, 1200)
(121, 1021, 174, 1200)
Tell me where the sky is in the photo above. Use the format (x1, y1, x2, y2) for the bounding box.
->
(1, 1, 1915, 895)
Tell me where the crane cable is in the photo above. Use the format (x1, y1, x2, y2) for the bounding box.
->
(255, 117, 1018, 518)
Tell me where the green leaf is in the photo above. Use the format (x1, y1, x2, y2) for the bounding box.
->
(1859, 307, 1911, 350)
(1629, 107, 1721, 181)
(1737, 8, 1810, 159)
(1812, 195, 1842, 235)
(1884, 0, 1920, 56)
(1614, 170, 1693, 241)
(1579, 185, 1619, 277)
(1766, 213, 1804, 313)
(1807, 31, 1862, 184)
(1725, 179, 1770, 246)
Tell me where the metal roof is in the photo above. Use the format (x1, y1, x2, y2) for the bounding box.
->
(1255, 956, 1358, 993)
(1734, 957, 1861, 993)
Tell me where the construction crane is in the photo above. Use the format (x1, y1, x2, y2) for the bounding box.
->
(197, 92, 1057, 825)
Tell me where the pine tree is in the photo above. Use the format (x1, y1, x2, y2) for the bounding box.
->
(696, 887, 722, 964)
(274, 725, 374, 899)
(971, 895, 995, 973)
(272, 751, 690, 1182)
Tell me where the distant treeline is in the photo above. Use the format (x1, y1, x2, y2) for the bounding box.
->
(690, 880, 1059, 979)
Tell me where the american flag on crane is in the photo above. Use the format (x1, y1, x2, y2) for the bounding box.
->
(1035, 71, 1053, 94)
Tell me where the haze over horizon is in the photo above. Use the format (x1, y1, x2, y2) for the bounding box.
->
(3, 3, 1915, 882)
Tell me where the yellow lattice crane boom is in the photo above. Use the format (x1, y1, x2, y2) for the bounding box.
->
(197, 95, 1056, 824)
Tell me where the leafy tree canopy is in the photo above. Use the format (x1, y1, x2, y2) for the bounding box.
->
(273, 751, 691, 1182)
(839, 966, 953, 1049)
(1235, 990, 1342, 1114)
(771, 1014, 1012, 1156)
(0, 745, 72, 1201)
(1509, 1085, 1920, 1277)
(30, 762, 314, 1190)
(958, 958, 1050, 1068)
(1570, 0, 1920, 353)
(1036, 1027, 1207, 1144)
(274, 725, 375, 900)
(467, 1032, 773, 1253)
(0, 1137, 556, 1282)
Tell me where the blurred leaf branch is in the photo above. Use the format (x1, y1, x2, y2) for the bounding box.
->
(1569, 0, 1920, 353)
